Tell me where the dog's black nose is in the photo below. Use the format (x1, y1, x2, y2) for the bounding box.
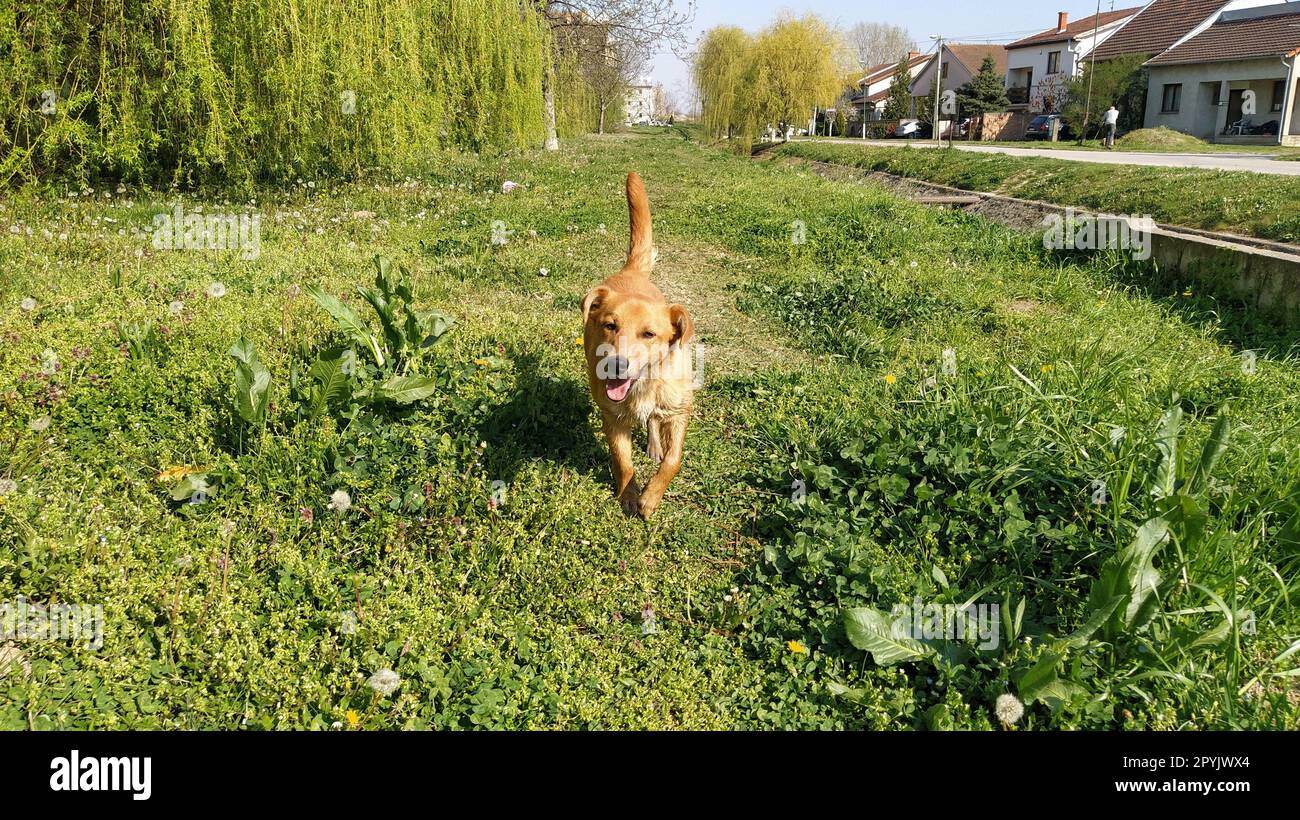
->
(610, 355, 631, 378)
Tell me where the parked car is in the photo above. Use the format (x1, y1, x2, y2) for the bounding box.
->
(892, 119, 920, 138)
(1025, 114, 1061, 140)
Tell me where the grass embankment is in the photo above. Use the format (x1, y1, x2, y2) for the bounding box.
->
(2, 131, 1298, 729)
(778, 140, 1300, 244)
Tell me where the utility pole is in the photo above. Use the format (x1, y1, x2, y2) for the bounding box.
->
(930, 35, 944, 148)
(1080, 0, 1103, 144)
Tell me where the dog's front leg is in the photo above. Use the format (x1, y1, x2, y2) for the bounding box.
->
(601, 411, 640, 515)
(638, 414, 686, 520)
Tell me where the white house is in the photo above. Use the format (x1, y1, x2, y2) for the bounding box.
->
(625, 81, 655, 124)
(1005, 8, 1142, 113)
(847, 51, 931, 121)
(1142, 2, 1300, 144)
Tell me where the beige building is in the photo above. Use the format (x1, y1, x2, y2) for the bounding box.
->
(625, 81, 655, 124)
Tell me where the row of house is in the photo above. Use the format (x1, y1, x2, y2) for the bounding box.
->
(848, 0, 1300, 145)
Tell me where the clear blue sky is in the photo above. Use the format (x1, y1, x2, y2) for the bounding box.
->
(653, 0, 1135, 107)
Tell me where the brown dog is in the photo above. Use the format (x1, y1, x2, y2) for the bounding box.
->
(582, 173, 694, 520)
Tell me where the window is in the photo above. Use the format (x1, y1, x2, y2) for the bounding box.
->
(1211, 83, 1221, 107)
(1046, 51, 1061, 74)
(1160, 83, 1181, 113)
(1273, 80, 1286, 113)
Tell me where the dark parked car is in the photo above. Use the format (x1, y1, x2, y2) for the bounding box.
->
(1025, 114, 1061, 140)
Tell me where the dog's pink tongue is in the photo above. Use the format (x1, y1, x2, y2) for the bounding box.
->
(605, 378, 633, 402)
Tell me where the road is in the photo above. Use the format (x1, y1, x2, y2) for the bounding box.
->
(797, 137, 1300, 176)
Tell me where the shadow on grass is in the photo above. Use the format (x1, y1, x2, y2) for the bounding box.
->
(476, 351, 606, 485)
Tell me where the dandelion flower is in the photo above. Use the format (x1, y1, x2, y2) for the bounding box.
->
(27, 416, 51, 433)
(995, 693, 1024, 727)
(20, 297, 36, 312)
(368, 668, 401, 697)
(1040, 364, 1053, 374)
(168, 300, 184, 316)
(787, 640, 808, 655)
(220, 519, 237, 538)
(206, 282, 227, 299)
(328, 489, 351, 514)
(344, 709, 360, 727)
(0, 478, 16, 496)
(884, 373, 897, 385)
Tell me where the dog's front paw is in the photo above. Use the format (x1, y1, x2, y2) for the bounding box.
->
(618, 484, 641, 517)
(637, 492, 662, 520)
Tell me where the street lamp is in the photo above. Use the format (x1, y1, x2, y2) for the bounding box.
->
(858, 59, 868, 139)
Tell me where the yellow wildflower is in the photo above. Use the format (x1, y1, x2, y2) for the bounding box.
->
(884, 373, 897, 385)
(345, 709, 360, 727)
(787, 640, 807, 655)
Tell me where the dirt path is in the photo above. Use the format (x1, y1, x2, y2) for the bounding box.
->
(653, 239, 814, 380)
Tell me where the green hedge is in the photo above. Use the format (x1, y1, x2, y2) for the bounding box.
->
(0, 0, 552, 188)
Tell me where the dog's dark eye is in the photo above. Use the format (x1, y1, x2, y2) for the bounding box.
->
(603, 322, 617, 332)
(641, 331, 656, 339)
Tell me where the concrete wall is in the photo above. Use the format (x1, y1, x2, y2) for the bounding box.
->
(1144, 58, 1291, 139)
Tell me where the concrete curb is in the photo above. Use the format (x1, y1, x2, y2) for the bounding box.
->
(789, 157, 1300, 324)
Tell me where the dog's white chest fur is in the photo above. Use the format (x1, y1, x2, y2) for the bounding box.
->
(621, 346, 692, 428)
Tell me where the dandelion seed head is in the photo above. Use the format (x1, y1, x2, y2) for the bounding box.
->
(328, 489, 352, 513)
(995, 693, 1024, 726)
(368, 668, 401, 696)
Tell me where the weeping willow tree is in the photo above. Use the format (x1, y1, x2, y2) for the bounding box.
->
(695, 14, 845, 152)
(0, 0, 551, 188)
(693, 26, 752, 141)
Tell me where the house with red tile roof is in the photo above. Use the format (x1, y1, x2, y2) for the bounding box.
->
(1089, 0, 1236, 61)
(1139, 1, 1300, 144)
(846, 51, 932, 123)
(1005, 8, 1143, 113)
(908, 43, 1009, 119)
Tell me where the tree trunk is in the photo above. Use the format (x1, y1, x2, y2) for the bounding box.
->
(598, 101, 606, 134)
(542, 62, 559, 151)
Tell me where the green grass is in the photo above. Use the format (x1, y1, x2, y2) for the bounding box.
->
(778, 140, 1300, 244)
(2, 130, 1298, 729)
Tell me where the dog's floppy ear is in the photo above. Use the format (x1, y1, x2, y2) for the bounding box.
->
(668, 304, 694, 345)
(582, 286, 611, 320)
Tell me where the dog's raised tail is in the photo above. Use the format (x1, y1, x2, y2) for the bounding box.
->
(625, 171, 654, 274)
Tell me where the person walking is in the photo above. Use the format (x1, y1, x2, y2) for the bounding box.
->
(1103, 104, 1119, 149)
